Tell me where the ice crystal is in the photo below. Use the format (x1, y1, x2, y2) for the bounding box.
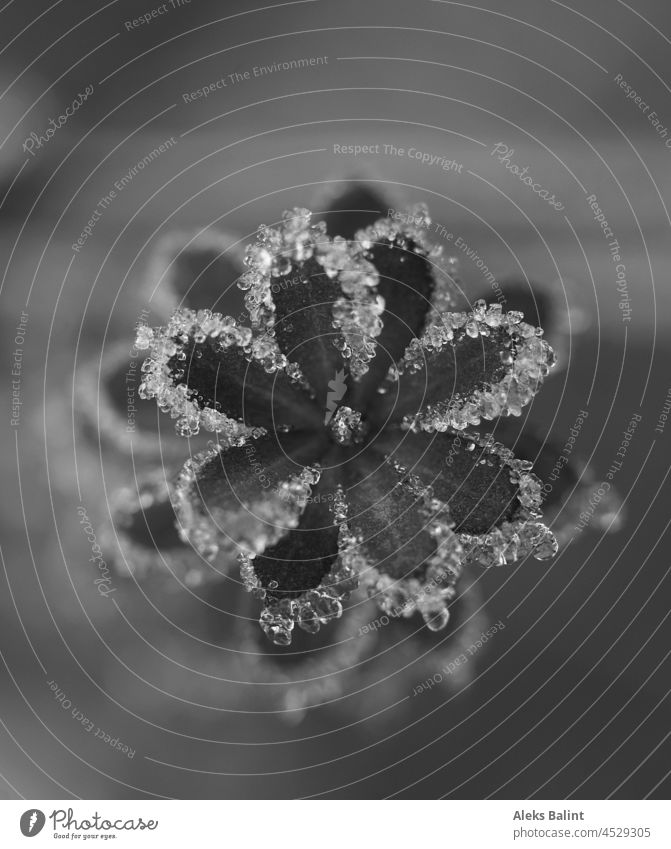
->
(382, 300, 555, 433)
(328, 405, 366, 445)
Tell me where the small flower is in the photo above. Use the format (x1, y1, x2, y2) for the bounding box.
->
(133, 203, 559, 647)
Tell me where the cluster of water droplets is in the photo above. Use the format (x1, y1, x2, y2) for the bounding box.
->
(328, 405, 366, 445)
(171, 444, 320, 563)
(319, 236, 385, 379)
(389, 300, 556, 432)
(239, 208, 390, 381)
(240, 483, 360, 646)
(239, 208, 325, 329)
(353, 202, 458, 321)
(331, 485, 368, 590)
(135, 308, 309, 443)
(453, 431, 558, 567)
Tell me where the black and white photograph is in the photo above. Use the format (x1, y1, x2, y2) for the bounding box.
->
(0, 0, 669, 839)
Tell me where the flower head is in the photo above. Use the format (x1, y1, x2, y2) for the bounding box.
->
(133, 204, 558, 646)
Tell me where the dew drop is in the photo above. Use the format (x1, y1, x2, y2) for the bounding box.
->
(424, 607, 450, 631)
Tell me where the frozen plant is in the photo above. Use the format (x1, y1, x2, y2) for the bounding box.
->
(131, 203, 560, 647)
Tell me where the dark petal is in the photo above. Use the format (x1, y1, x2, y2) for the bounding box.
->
(240, 208, 387, 398)
(270, 255, 347, 406)
(136, 309, 322, 441)
(170, 335, 317, 426)
(342, 449, 463, 630)
(345, 452, 436, 577)
(371, 428, 521, 534)
(172, 430, 327, 561)
(369, 304, 555, 431)
(246, 478, 340, 602)
(145, 230, 244, 317)
(320, 183, 386, 240)
(371, 329, 507, 429)
(370, 427, 558, 567)
(367, 236, 435, 359)
(345, 216, 439, 404)
(241, 467, 359, 646)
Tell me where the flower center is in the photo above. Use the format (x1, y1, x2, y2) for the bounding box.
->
(326, 405, 368, 445)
